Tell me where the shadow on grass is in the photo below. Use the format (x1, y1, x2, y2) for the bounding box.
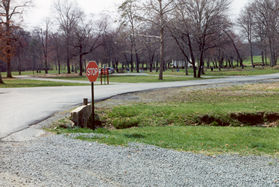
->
(124, 133, 145, 139)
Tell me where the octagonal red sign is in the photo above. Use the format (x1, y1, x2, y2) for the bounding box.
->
(86, 61, 99, 82)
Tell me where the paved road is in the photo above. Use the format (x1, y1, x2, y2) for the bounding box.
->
(1, 73, 279, 139)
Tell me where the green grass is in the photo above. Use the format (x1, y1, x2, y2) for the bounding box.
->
(52, 75, 206, 83)
(74, 126, 279, 155)
(2, 70, 69, 77)
(51, 82, 279, 156)
(243, 56, 270, 66)
(204, 67, 279, 76)
(99, 85, 279, 128)
(147, 67, 279, 77)
(0, 78, 88, 88)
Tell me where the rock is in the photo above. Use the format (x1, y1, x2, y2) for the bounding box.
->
(70, 105, 91, 128)
(70, 105, 102, 129)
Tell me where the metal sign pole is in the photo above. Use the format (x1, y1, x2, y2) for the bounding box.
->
(91, 82, 95, 126)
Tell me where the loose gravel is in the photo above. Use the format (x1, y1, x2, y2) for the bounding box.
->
(1, 134, 279, 186)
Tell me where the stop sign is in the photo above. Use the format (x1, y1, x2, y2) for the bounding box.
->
(86, 61, 99, 82)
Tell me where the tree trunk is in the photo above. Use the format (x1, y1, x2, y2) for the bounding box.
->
(187, 33, 196, 78)
(249, 40, 254, 68)
(6, 55, 12, 78)
(193, 64, 197, 78)
(159, 26, 164, 80)
(44, 55, 48, 74)
(130, 52, 134, 72)
(150, 63, 153, 72)
(17, 53, 22, 75)
(0, 63, 4, 84)
(261, 51, 265, 66)
(136, 52, 140, 73)
(79, 46, 83, 76)
(198, 55, 204, 78)
(185, 61, 189, 76)
(66, 37, 71, 74)
(268, 38, 276, 67)
(58, 59, 61, 74)
(79, 55, 83, 76)
(224, 30, 244, 69)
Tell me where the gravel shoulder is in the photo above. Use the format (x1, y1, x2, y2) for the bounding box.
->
(1, 135, 279, 186)
(1, 81, 279, 186)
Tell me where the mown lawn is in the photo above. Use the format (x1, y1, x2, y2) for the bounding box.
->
(0, 78, 87, 88)
(51, 74, 207, 83)
(72, 126, 279, 156)
(52, 82, 279, 156)
(147, 67, 279, 77)
(99, 84, 279, 128)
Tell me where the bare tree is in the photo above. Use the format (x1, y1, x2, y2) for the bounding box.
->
(51, 32, 64, 74)
(0, 0, 31, 78)
(253, 0, 279, 66)
(169, 0, 231, 77)
(73, 18, 103, 76)
(37, 18, 51, 74)
(238, 3, 255, 67)
(55, 0, 82, 74)
(137, 0, 175, 80)
(119, 0, 140, 72)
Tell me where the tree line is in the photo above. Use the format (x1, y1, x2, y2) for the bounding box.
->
(0, 0, 278, 84)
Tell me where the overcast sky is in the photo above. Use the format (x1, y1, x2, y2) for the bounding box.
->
(24, 0, 250, 30)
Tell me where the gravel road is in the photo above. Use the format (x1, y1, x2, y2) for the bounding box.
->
(1, 134, 279, 186)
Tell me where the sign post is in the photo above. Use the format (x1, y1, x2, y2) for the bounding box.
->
(86, 61, 99, 128)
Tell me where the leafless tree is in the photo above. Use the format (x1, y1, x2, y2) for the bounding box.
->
(73, 17, 103, 76)
(169, 0, 231, 77)
(136, 0, 175, 80)
(55, 0, 82, 74)
(37, 18, 52, 74)
(252, 0, 279, 66)
(51, 32, 64, 74)
(0, 0, 31, 78)
(119, 0, 141, 72)
(238, 3, 256, 67)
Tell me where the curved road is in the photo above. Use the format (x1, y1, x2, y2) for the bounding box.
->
(1, 73, 279, 139)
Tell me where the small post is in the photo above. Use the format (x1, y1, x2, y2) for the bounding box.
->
(107, 68, 109, 85)
(104, 69, 106, 85)
(100, 70, 103, 85)
(83, 98, 88, 105)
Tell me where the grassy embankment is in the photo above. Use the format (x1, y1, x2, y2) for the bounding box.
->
(52, 82, 279, 156)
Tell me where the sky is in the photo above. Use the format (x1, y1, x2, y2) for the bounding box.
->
(23, 0, 250, 30)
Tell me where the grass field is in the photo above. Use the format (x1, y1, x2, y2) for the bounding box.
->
(52, 74, 206, 83)
(51, 82, 279, 156)
(0, 78, 87, 88)
(147, 67, 279, 77)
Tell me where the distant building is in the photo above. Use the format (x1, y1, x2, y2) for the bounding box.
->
(172, 60, 192, 68)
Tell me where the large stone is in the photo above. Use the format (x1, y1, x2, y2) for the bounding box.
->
(70, 105, 91, 128)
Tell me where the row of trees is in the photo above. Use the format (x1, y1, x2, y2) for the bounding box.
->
(238, 0, 279, 67)
(0, 0, 278, 84)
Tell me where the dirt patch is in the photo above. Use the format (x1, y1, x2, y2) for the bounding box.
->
(198, 115, 230, 126)
(197, 112, 279, 127)
(230, 112, 265, 125)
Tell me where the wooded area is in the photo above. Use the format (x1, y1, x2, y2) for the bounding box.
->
(0, 0, 279, 84)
